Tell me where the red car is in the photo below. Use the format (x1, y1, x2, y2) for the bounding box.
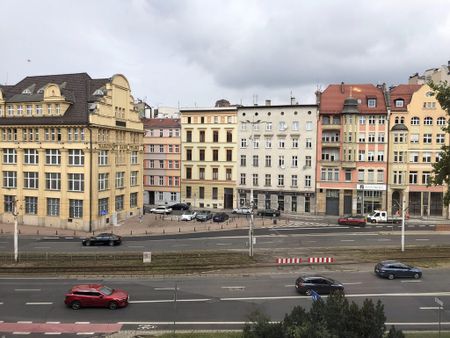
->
(65, 284, 129, 310)
(338, 215, 366, 226)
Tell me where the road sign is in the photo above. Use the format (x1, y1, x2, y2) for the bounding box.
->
(435, 297, 444, 307)
(143, 252, 152, 263)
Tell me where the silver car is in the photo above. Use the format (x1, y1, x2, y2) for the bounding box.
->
(150, 205, 172, 214)
(232, 207, 252, 215)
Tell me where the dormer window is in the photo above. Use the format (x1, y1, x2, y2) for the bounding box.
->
(37, 87, 45, 94)
(93, 89, 104, 96)
(367, 98, 377, 108)
(395, 99, 404, 108)
(22, 88, 32, 95)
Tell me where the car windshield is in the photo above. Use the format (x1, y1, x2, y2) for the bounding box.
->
(99, 286, 113, 295)
(368, 212, 376, 217)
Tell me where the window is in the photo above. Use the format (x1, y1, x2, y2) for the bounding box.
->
(409, 152, 419, 163)
(199, 130, 205, 142)
(423, 102, 436, 109)
(278, 121, 287, 131)
(45, 172, 62, 191)
(292, 121, 299, 131)
(25, 196, 38, 214)
(23, 172, 38, 189)
(265, 122, 272, 131)
(159, 144, 164, 153)
(24, 149, 38, 164)
(437, 134, 445, 144)
(213, 149, 219, 161)
(359, 116, 366, 125)
(305, 121, 312, 130)
(37, 105, 44, 115)
(186, 130, 192, 142)
(186, 167, 192, 179)
(4, 195, 15, 212)
(424, 117, 433, 125)
(305, 156, 312, 167)
(422, 152, 431, 163)
(44, 149, 60, 165)
(377, 169, 384, 183)
(186, 149, 192, 161)
(358, 134, 366, 143)
(409, 171, 418, 184)
(378, 116, 385, 124)
(68, 173, 84, 191)
(252, 155, 259, 167)
(226, 149, 232, 161)
(3, 171, 17, 188)
(131, 151, 138, 164)
(367, 151, 375, 162)
(129, 193, 138, 208)
(291, 138, 298, 148)
(98, 173, 109, 191)
(345, 170, 352, 181)
(47, 198, 60, 216)
(129, 171, 138, 186)
(393, 151, 404, 163)
(368, 169, 375, 182)
(368, 133, 375, 143)
(69, 199, 83, 218)
(199, 149, 205, 161)
(212, 187, 218, 200)
(278, 138, 285, 149)
(199, 187, 205, 199)
(69, 149, 84, 165)
(411, 117, 420, 125)
(378, 133, 385, 143)
(290, 175, 298, 187)
(240, 155, 246, 167)
(212, 168, 218, 180)
(226, 168, 232, 181)
(278, 155, 285, 167)
(368, 115, 376, 125)
(305, 138, 312, 148)
(186, 186, 192, 198)
(226, 130, 232, 142)
(367, 99, 377, 108)
(26, 105, 32, 115)
(305, 175, 311, 187)
(278, 174, 284, 186)
(213, 130, 219, 142)
(253, 137, 260, 149)
(358, 150, 365, 161)
(395, 99, 404, 108)
(265, 174, 271, 186)
(199, 167, 205, 179)
(149, 145, 155, 153)
(422, 172, 431, 184)
(240, 138, 247, 148)
(320, 168, 340, 181)
(252, 174, 258, 186)
(170, 192, 177, 201)
(115, 195, 124, 211)
(393, 171, 404, 184)
(437, 117, 446, 126)
(358, 169, 364, 182)
(377, 151, 384, 161)
(240, 173, 246, 185)
(3, 149, 16, 164)
(265, 155, 272, 167)
(423, 134, 432, 144)
(17, 105, 23, 116)
(291, 155, 298, 167)
(410, 133, 419, 144)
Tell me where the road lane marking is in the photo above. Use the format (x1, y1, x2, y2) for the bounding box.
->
(126, 245, 145, 248)
(34, 246, 51, 249)
(44, 333, 62, 335)
(377, 239, 391, 241)
(415, 238, 430, 241)
(154, 287, 179, 291)
(376, 226, 383, 228)
(75, 322, 90, 324)
(26, 302, 53, 305)
(17, 321, 32, 324)
(285, 285, 295, 287)
(15, 289, 41, 292)
(305, 240, 317, 243)
(46, 322, 60, 324)
(221, 286, 245, 290)
(216, 243, 231, 246)
(401, 280, 422, 283)
(77, 333, 95, 336)
(340, 239, 355, 242)
(343, 282, 363, 285)
(13, 332, 30, 335)
(0, 302, 3, 305)
(130, 298, 210, 304)
(420, 307, 441, 310)
(273, 226, 349, 231)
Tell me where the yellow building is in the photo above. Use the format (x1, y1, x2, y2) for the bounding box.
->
(388, 84, 448, 217)
(0, 73, 143, 231)
(180, 107, 237, 209)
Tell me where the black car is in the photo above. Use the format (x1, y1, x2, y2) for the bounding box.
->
(213, 212, 229, 223)
(82, 233, 122, 246)
(257, 209, 280, 217)
(374, 261, 422, 280)
(170, 203, 190, 210)
(295, 275, 344, 295)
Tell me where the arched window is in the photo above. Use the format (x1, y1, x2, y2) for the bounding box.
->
(400, 117, 405, 124)
(424, 117, 433, 125)
(437, 117, 447, 126)
(411, 117, 420, 125)
(395, 116, 399, 124)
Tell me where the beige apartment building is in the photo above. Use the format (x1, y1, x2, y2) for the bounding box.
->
(388, 84, 448, 217)
(180, 107, 237, 209)
(0, 73, 143, 231)
(143, 118, 181, 205)
(409, 60, 450, 85)
(237, 102, 318, 213)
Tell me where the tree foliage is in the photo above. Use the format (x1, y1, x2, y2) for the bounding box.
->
(243, 292, 399, 338)
(428, 81, 450, 204)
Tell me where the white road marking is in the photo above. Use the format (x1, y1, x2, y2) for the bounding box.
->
(377, 239, 391, 241)
(216, 243, 231, 246)
(34, 246, 51, 249)
(285, 285, 295, 287)
(154, 287, 179, 291)
(17, 321, 32, 324)
(126, 245, 145, 248)
(0, 302, 3, 305)
(15, 289, 41, 292)
(13, 332, 31, 335)
(340, 239, 355, 242)
(376, 226, 383, 228)
(46, 322, 61, 324)
(419, 225, 426, 227)
(305, 240, 317, 243)
(420, 306, 441, 310)
(401, 280, 422, 283)
(77, 333, 95, 336)
(130, 298, 210, 304)
(415, 238, 430, 241)
(75, 322, 90, 324)
(343, 282, 363, 285)
(274, 226, 349, 231)
(26, 302, 53, 305)
(429, 224, 436, 227)
(221, 286, 245, 290)
(44, 333, 62, 335)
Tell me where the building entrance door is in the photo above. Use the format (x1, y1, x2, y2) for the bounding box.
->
(224, 188, 233, 209)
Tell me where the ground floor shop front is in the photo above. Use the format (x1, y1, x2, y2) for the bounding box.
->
(237, 189, 315, 214)
(389, 188, 446, 217)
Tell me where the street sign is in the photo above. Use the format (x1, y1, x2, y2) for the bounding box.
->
(435, 297, 444, 307)
(143, 252, 152, 263)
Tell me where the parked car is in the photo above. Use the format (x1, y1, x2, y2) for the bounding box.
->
(150, 205, 172, 214)
(367, 210, 401, 224)
(82, 233, 122, 246)
(170, 203, 190, 211)
(65, 284, 129, 310)
(295, 275, 344, 295)
(374, 260, 422, 280)
(180, 210, 197, 221)
(338, 215, 366, 226)
(257, 209, 280, 217)
(232, 207, 252, 215)
(213, 212, 230, 223)
(196, 210, 213, 222)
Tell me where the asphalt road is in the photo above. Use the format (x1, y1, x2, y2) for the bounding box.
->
(1, 269, 450, 335)
(0, 223, 446, 253)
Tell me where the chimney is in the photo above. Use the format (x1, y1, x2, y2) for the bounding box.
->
(265, 99, 271, 106)
(290, 96, 296, 105)
(315, 90, 322, 105)
(340, 82, 345, 94)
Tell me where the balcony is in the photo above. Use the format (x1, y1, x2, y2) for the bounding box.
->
(341, 161, 356, 169)
(321, 123, 341, 130)
(321, 141, 340, 148)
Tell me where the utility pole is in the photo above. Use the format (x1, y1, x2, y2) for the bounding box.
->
(12, 198, 18, 263)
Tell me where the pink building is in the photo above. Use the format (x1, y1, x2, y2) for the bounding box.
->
(316, 83, 388, 216)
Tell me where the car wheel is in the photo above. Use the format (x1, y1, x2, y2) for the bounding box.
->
(85, 240, 91, 246)
(108, 301, 118, 310)
(388, 274, 395, 280)
(109, 240, 114, 246)
(71, 301, 81, 310)
(305, 289, 312, 296)
(371, 219, 377, 223)
(413, 273, 420, 279)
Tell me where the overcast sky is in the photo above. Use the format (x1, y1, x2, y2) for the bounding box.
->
(1, 0, 450, 108)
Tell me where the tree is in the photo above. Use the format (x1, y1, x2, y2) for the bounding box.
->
(428, 81, 450, 204)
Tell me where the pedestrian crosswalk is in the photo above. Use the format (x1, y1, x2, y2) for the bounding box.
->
(271, 221, 436, 229)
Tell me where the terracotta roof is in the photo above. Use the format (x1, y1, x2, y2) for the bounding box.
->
(143, 118, 181, 128)
(319, 84, 387, 114)
(0, 73, 110, 126)
(389, 84, 422, 111)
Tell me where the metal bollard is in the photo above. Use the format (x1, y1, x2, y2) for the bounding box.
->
(130, 230, 133, 235)
(194, 227, 196, 232)
(179, 227, 181, 232)
(37, 230, 39, 235)
(163, 229, 165, 234)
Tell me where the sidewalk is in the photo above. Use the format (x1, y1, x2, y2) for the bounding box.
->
(0, 213, 286, 238)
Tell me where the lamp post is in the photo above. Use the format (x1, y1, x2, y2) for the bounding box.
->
(11, 198, 19, 263)
(393, 194, 407, 252)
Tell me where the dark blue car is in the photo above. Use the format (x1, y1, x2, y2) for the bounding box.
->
(374, 261, 422, 280)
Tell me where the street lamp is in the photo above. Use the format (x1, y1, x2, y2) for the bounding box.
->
(393, 194, 408, 252)
(11, 197, 19, 263)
